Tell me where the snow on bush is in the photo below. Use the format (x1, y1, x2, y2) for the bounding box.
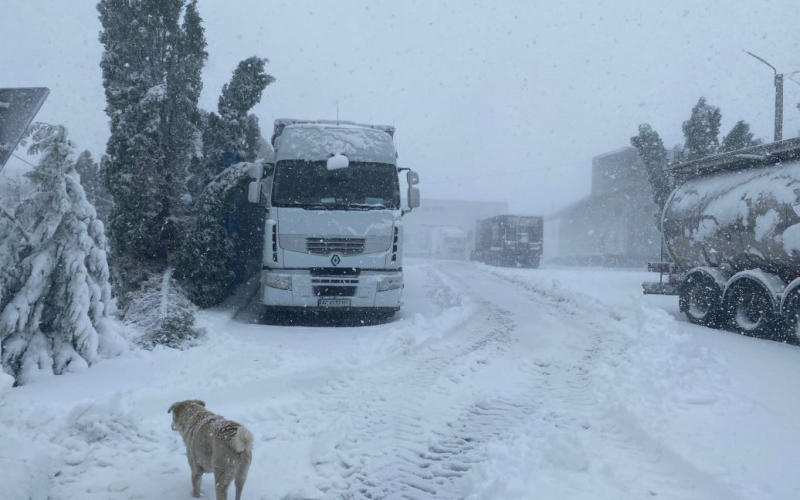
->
(123, 268, 200, 349)
(0, 124, 117, 385)
(0, 370, 13, 398)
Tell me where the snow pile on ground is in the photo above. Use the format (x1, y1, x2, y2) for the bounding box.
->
(379, 264, 474, 356)
(459, 265, 798, 500)
(459, 423, 593, 500)
(3, 261, 800, 499)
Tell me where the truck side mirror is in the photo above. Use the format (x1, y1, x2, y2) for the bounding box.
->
(408, 186, 420, 209)
(247, 181, 261, 203)
(249, 162, 263, 182)
(407, 170, 420, 185)
(247, 162, 266, 204)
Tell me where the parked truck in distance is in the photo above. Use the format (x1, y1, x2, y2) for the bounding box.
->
(247, 119, 420, 319)
(431, 226, 469, 260)
(471, 214, 543, 268)
(644, 138, 800, 341)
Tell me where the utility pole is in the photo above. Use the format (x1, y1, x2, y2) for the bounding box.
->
(775, 71, 784, 142)
(745, 51, 793, 142)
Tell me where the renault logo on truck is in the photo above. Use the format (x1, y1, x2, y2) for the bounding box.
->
(331, 254, 341, 266)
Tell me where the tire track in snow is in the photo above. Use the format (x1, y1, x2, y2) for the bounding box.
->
(282, 264, 542, 499)
(472, 264, 744, 500)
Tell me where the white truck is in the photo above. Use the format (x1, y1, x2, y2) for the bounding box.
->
(247, 119, 420, 319)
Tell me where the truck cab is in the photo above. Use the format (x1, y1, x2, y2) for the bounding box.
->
(249, 119, 420, 318)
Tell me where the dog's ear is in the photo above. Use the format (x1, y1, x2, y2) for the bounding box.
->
(168, 402, 178, 414)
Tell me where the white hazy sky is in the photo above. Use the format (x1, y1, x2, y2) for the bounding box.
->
(2, 0, 800, 214)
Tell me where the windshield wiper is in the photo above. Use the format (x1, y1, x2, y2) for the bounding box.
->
(347, 203, 387, 210)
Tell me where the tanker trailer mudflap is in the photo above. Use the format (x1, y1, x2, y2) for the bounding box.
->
(643, 261, 679, 295)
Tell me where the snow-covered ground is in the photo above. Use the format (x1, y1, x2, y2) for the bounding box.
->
(2, 260, 800, 499)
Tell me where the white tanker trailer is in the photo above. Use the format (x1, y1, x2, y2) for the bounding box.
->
(644, 138, 800, 341)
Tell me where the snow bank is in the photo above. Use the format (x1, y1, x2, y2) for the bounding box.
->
(459, 425, 591, 499)
(459, 266, 738, 499)
(0, 370, 12, 397)
(373, 264, 474, 358)
(0, 436, 50, 500)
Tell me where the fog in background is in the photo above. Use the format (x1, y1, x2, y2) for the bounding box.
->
(2, 0, 799, 215)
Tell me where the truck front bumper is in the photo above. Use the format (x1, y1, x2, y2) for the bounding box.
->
(260, 269, 403, 309)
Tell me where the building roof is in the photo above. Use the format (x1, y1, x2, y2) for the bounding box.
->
(592, 146, 636, 160)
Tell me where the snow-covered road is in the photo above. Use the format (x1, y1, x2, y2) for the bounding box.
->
(3, 261, 800, 499)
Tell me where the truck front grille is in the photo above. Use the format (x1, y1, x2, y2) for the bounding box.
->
(306, 237, 365, 256)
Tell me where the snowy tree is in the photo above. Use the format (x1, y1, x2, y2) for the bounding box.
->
(174, 162, 261, 307)
(682, 97, 722, 160)
(97, 0, 207, 305)
(123, 268, 197, 349)
(720, 120, 762, 152)
(631, 123, 671, 211)
(0, 124, 114, 384)
(191, 57, 274, 197)
(74, 150, 112, 223)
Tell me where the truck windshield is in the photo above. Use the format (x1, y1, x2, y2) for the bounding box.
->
(272, 160, 400, 210)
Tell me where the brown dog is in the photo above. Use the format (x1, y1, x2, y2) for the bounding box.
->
(168, 400, 253, 500)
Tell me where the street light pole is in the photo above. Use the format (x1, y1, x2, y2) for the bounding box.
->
(775, 72, 784, 142)
(745, 51, 784, 142)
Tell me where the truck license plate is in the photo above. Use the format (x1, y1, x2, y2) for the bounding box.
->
(318, 299, 351, 308)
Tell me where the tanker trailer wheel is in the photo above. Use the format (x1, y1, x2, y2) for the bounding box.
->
(724, 279, 778, 338)
(679, 273, 724, 327)
(777, 291, 800, 345)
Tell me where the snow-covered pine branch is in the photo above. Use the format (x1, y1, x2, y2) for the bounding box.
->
(0, 124, 120, 385)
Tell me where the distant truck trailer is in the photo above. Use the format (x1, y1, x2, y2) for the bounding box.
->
(431, 226, 469, 260)
(643, 138, 800, 341)
(471, 214, 543, 268)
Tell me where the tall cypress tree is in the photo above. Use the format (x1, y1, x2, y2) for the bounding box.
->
(631, 123, 671, 211)
(191, 57, 274, 197)
(175, 57, 275, 307)
(74, 150, 112, 223)
(720, 120, 762, 152)
(97, 0, 207, 306)
(682, 97, 722, 160)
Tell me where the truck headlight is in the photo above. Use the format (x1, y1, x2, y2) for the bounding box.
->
(265, 273, 292, 290)
(377, 276, 402, 292)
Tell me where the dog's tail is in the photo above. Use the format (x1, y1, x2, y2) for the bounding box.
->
(233, 425, 253, 453)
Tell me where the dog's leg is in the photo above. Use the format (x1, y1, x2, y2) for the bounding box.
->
(187, 457, 203, 498)
(214, 473, 230, 500)
(234, 476, 246, 500)
(191, 468, 203, 498)
(234, 454, 251, 500)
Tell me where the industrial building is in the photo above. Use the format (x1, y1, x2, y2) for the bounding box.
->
(547, 147, 661, 267)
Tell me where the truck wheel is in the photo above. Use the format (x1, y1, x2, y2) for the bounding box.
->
(777, 292, 800, 345)
(725, 279, 778, 338)
(679, 274, 723, 327)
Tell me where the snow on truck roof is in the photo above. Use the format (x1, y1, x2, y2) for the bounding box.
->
(271, 119, 397, 165)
